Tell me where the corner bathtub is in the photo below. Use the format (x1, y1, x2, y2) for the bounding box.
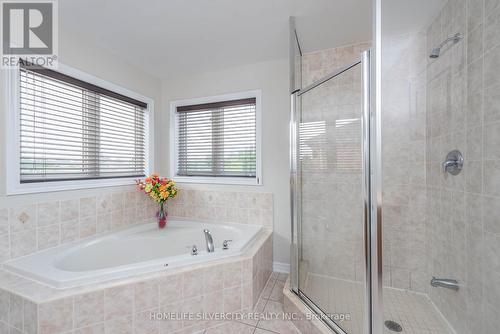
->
(4, 219, 262, 289)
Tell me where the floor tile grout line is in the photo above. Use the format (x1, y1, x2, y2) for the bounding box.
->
(255, 277, 277, 331)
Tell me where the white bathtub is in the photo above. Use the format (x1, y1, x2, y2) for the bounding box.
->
(4, 219, 262, 289)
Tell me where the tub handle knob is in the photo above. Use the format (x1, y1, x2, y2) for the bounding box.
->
(187, 245, 198, 255)
(222, 240, 232, 250)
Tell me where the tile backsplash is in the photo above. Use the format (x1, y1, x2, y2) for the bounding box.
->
(166, 189, 273, 228)
(0, 191, 157, 263)
(0, 188, 273, 263)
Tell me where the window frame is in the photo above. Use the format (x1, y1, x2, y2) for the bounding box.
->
(170, 90, 262, 186)
(5, 62, 154, 195)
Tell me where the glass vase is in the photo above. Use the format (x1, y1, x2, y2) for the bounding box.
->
(157, 202, 167, 228)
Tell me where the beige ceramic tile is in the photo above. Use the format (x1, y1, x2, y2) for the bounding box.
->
(203, 265, 223, 292)
(182, 269, 204, 299)
(134, 308, 159, 334)
(61, 220, 79, 244)
(223, 262, 241, 288)
(74, 323, 105, 334)
(60, 199, 80, 222)
(37, 202, 59, 227)
(104, 285, 133, 321)
(10, 230, 36, 258)
(9, 205, 36, 233)
(38, 297, 73, 334)
(159, 274, 183, 306)
(37, 224, 60, 250)
(75, 291, 104, 328)
(80, 197, 97, 218)
(223, 286, 241, 313)
(79, 216, 97, 238)
(205, 321, 255, 334)
(159, 301, 183, 333)
(134, 279, 159, 312)
(104, 315, 132, 334)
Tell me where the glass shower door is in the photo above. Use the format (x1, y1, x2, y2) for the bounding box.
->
(291, 53, 371, 334)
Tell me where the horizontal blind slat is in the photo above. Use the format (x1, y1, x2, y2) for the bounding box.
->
(20, 101, 145, 131)
(20, 84, 144, 121)
(20, 112, 145, 138)
(20, 67, 147, 182)
(176, 99, 257, 178)
(20, 127, 145, 146)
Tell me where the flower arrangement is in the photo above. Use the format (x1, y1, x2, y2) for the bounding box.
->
(136, 174, 178, 228)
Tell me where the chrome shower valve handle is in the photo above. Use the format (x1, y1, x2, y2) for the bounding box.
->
(442, 150, 463, 175)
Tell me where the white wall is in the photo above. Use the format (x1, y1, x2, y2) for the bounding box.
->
(160, 58, 291, 265)
(0, 30, 162, 206)
(0, 31, 292, 266)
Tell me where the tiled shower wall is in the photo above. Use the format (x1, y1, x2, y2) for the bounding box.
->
(0, 188, 273, 264)
(301, 40, 429, 289)
(381, 32, 428, 292)
(300, 42, 370, 281)
(424, 0, 500, 333)
(301, 39, 429, 290)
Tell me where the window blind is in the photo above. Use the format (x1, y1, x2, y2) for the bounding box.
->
(176, 98, 256, 178)
(19, 63, 147, 183)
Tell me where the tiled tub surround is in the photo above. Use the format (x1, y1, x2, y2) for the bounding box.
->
(0, 228, 273, 334)
(0, 188, 273, 264)
(0, 190, 158, 263)
(5, 220, 262, 289)
(165, 189, 273, 229)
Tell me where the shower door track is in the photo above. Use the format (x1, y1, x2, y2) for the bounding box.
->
(295, 289, 350, 334)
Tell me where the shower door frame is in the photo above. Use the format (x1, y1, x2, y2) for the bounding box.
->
(289, 20, 383, 334)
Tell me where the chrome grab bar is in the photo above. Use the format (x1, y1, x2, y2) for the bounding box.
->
(430, 277, 459, 291)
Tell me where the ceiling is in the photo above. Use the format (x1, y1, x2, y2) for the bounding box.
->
(59, 0, 372, 79)
(382, 0, 447, 35)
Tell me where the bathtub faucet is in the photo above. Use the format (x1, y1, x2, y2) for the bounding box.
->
(203, 229, 214, 253)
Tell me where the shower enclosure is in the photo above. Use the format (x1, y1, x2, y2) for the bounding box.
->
(289, 17, 378, 334)
(289, 0, 500, 333)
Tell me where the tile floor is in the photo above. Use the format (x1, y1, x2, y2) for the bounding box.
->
(164, 270, 454, 334)
(302, 273, 455, 334)
(198, 272, 301, 334)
